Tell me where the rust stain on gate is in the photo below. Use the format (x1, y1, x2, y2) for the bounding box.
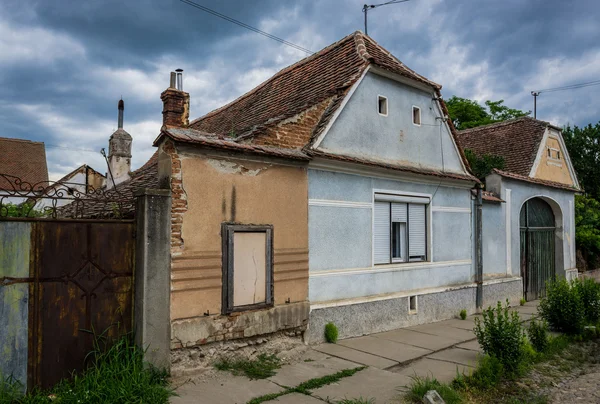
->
(27, 220, 135, 389)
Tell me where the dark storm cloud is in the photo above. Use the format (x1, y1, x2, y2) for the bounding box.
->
(1, 0, 599, 179)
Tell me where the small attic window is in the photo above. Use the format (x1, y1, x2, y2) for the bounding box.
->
(378, 95, 388, 116)
(412, 106, 421, 126)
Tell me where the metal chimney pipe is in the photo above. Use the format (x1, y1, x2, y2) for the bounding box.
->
(169, 72, 177, 89)
(175, 69, 183, 91)
(117, 99, 124, 129)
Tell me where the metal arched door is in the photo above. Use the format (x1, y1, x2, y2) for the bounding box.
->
(520, 198, 555, 301)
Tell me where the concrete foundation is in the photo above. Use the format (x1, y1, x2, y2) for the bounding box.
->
(171, 301, 310, 349)
(307, 278, 522, 343)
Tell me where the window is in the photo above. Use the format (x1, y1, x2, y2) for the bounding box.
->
(409, 295, 418, 313)
(221, 224, 273, 314)
(374, 193, 428, 265)
(547, 147, 561, 160)
(412, 106, 421, 126)
(378, 95, 388, 116)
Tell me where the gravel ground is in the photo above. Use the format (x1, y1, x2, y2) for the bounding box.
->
(549, 369, 600, 403)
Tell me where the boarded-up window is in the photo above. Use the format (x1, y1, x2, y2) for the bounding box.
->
(222, 224, 273, 313)
(373, 193, 428, 265)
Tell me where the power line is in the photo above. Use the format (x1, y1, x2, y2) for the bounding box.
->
(534, 79, 600, 94)
(45, 144, 100, 153)
(363, 0, 411, 34)
(179, 0, 314, 55)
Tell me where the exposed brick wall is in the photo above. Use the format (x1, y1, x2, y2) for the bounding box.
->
(160, 139, 187, 252)
(161, 89, 190, 128)
(250, 98, 333, 149)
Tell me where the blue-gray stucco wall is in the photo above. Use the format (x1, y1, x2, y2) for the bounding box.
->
(318, 71, 465, 174)
(0, 221, 30, 389)
(308, 168, 474, 303)
(486, 174, 576, 278)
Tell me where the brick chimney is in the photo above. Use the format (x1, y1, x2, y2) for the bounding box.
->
(160, 69, 190, 128)
(106, 99, 132, 188)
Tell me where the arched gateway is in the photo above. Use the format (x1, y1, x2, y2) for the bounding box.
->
(520, 198, 556, 301)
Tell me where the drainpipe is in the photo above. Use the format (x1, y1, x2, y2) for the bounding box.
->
(475, 183, 484, 310)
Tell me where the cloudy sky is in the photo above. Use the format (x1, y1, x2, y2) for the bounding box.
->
(2, 0, 599, 180)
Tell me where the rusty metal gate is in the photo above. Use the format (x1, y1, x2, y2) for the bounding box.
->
(520, 198, 555, 301)
(0, 174, 135, 389)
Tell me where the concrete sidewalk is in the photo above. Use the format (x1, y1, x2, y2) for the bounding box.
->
(172, 301, 538, 404)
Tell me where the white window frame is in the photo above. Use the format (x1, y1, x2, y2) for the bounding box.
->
(372, 190, 432, 266)
(412, 105, 421, 126)
(378, 95, 388, 116)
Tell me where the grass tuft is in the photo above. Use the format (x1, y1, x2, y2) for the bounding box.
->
(336, 398, 375, 404)
(1, 334, 173, 404)
(215, 353, 281, 380)
(405, 374, 463, 404)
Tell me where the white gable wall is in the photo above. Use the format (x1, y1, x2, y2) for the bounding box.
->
(316, 71, 466, 175)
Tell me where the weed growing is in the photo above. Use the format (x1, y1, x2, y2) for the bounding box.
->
(405, 374, 463, 404)
(325, 322, 339, 343)
(215, 354, 281, 379)
(528, 319, 550, 353)
(1, 335, 173, 404)
(459, 309, 467, 320)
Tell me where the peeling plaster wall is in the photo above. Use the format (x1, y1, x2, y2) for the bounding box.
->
(167, 148, 309, 347)
(0, 221, 30, 389)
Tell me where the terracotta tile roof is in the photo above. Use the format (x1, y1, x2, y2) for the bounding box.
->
(190, 31, 440, 141)
(456, 117, 548, 177)
(492, 169, 579, 192)
(0, 137, 48, 190)
(158, 127, 310, 160)
(471, 189, 504, 203)
(310, 150, 478, 182)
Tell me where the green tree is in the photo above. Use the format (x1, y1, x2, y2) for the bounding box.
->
(464, 149, 505, 181)
(563, 123, 600, 200)
(445, 96, 530, 130)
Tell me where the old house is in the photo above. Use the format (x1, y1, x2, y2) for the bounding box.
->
(457, 117, 580, 301)
(155, 32, 528, 348)
(0, 137, 49, 201)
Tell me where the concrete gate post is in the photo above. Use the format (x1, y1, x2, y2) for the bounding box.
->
(134, 188, 171, 370)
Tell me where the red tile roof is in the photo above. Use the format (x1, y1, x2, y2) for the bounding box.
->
(158, 127, 310, 160)
(456, 117, 548, 177)
(0, 137, 48, 190)
(492, 169, 579, 192)
(190, 31, 440, 142)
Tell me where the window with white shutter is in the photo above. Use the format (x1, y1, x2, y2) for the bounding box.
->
(373, 193, 428, 265)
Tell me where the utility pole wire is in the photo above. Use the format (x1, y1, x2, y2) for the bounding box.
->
(363, 0, 411, 35)
(179, 0, 314, 55)
(531, 78, 600, 118)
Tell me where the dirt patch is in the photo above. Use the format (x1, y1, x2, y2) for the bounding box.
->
(170, 331, 307, 384)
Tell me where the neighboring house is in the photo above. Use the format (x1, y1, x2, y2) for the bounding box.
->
(0, 137, 49, 209)
(37, 165, 106, 208)
(154, 31, 524, 347)
(457, 117, 580, 301)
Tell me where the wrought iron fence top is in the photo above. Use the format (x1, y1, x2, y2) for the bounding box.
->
(0, 173, 134, 219)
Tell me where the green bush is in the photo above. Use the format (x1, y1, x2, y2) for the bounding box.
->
(539, 279, 586, 334)
(474, 300, 525, 373)
(406, 374, 463, 404)
(453, 354, 504, 391)
(528, 319, 549, 353)
(324, 322, 338, 343)
(520, 297, 526, 306)
(573, 278, 600, 323)
(459, 309, 467, 320)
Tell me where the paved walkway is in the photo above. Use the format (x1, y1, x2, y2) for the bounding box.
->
(172, 301, 539, 404)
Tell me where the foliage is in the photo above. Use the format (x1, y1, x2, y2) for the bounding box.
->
(405, 374, 463, 404)
(563, 123, 600, 200)
(528, 319, 549, 353)
(520, 298, 526, 306)
(574, 195, 600, 270)
(539, 279, 586, 334)
(459, 309, 467, 320)
(445, 96, 529, 131)
(474, 300, 526, 373)
(464, 149, 505, 180)
(324, 322, 339, 343)
(573, 277, 600, 323)
(215, 353, 281, 379)
(336, 398, 375, 404)
(453, 354, 504, 391)
(0, 202, 44, 218)
(1, 335, 173, 404)
(246, 367, 365, 404)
